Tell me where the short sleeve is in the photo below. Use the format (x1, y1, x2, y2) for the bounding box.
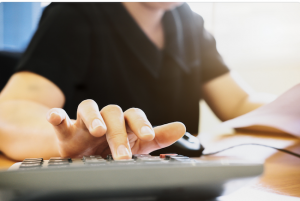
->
(194, 14, 230, 83)
(16, 3, 91, 98)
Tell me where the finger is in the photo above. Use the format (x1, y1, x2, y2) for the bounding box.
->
(133, 122, 186, 154)
(75, 99, 107, 137)
(101, 105, 131, 160)
(46, 108, 73, 140)
(124, 108, 155, 141)
(153, 122, 186, 147)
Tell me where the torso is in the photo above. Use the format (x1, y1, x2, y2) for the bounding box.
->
(17, 2, 229, 134)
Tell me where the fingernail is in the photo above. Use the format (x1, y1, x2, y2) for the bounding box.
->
(92, 119, 103, 130)
(140, 126, 154, 136)
(49, 111, 59, 119)
(116, 145, 130, 158)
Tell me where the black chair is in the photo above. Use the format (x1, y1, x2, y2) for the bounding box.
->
(0, 51, 22, 91)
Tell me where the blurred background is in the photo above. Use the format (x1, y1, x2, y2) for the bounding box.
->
(188, 3, 300, 134)
(0, 2, 300, 134)
(0, 2, 49, 51)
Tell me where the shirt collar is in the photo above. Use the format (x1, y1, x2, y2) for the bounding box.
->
(101, 3, 190, 77)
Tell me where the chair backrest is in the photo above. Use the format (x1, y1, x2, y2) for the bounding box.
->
(0, 51, 22, 92)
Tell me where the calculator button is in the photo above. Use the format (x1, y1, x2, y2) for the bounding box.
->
(49, 159, 69, 163)
(171, 158, 194, 162)
(20, 163, 41, 168)
(106, 154, 113, 161)
(86, 158, 105, 162)
(23, 158, 43, 162)
(49, 158, 68, 160)
(85, 159, 106, 164)
(137, 158, 162, 162)
(48, 159, 69, 162)
(50, 157, 70, 160)
(170, 156, 189, 160)
(132, 154, 150, 159)
(48, 161, 69, 166)
(166, 155, 186, 160)
(113, 159, 135, 164)
(90, 155, 102, 158)
(82, 156, 90, 161)
(160, 154, 177, 158)
(21, 161, 42, 164)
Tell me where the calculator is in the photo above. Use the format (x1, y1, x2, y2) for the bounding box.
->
(0, 154, 263, 201)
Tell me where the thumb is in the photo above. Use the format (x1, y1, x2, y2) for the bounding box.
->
(46, 108, 73, 140)
(135, 122, 186, 154)
(153, 122, 186, 149)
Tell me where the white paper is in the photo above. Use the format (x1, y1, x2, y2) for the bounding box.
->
(221, 83, 300, 137)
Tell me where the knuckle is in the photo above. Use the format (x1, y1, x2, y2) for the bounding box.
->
(124, 108, 151, 126)
(106, 131, 126, 142)
(130, 115, 149, 124)
(125, 108, 146, 119)
(85, 110, 100, 118)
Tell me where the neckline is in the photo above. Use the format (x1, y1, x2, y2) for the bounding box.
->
(100, 3, 191, 77)
(119, 3, 165, 52)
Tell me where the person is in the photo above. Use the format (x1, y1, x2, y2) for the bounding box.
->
(0, 2, 274, 161)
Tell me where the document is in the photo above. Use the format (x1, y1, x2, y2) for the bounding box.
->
(222, 83, 300, 137)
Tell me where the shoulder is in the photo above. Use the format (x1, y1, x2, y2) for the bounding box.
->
(169, 3, 206, 42)
(174, 3, 204, 28)
(39, 3, 105, 28)
(40, 3, 82, 22)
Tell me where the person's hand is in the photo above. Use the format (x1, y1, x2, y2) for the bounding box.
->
(46, 99, 185, 160)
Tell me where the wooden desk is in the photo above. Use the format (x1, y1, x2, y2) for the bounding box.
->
(0, 131, 299, 200)
(199, 131, 300, 200)
(0, 154, 16, 170)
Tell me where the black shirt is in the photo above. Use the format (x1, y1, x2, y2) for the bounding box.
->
(17, 3, 229, 133)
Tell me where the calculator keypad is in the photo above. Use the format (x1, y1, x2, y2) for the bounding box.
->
(19, 154, 195, 169)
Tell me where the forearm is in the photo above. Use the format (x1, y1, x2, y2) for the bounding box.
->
(232, 92, 277, 118)
(202, 72, 277, 121)
(0, 100, 60, 161)
(202, 71, 285, 133)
